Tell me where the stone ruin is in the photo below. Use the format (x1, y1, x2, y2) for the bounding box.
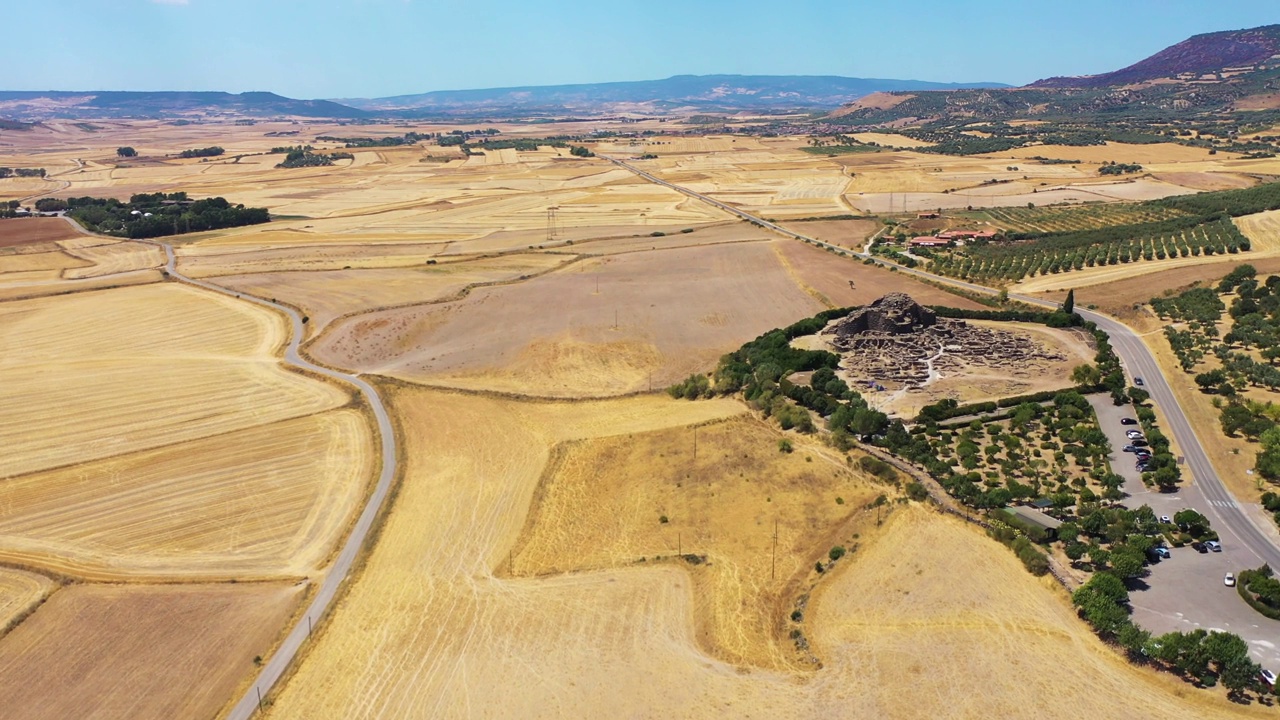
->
(823, 293, 1067, 389)
(832, 293, 937, 336)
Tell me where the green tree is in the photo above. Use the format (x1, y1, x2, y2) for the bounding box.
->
(116, 146, 137, 157)
(1063, 288, 1075, 314)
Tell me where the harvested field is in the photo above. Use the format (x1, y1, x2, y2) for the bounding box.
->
(995, 142, 1229, 164)
(772, 239, 987, 311)
(217, 254, 570, 333)
(0, 284, 350, 479)
(311, 241, 828, 396)
(0, 408, 373, 579)
(0, 568, 53, 633)
(511, 416, 883, 670)
(1236, 208, 1280, 252)
(58, 238, 165, 278)
(1150, 172, 1256, 192)
(0, 583, 302, 720)
(0, 217, 83, 248)
(176, 240, 453, 277)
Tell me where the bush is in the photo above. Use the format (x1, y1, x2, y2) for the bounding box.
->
(829, 546, 847, 561)
(778, 439, 794, 454)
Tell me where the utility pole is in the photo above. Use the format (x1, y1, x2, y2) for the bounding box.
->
(257, 687, 263, 710)
(771, 520, 778, 580)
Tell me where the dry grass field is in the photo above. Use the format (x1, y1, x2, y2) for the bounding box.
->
(0, 583, 301, 720)
(265, 390, 1267, 720)
(310, 241, 830, 396)
(510, 416, 884, 671)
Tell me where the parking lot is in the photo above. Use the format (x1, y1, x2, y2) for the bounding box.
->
(1089, 395, 1280, 671)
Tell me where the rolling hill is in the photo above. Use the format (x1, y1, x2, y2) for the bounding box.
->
(830, 24, 1280, 125)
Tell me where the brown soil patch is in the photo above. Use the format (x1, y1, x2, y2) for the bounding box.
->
(1150, 172, 1256, 192)
(509, 415, 884, 671)
(0, 582, 301, 720)
(781, 218, 879, 250)
(0, 218, 83, 248)
(772, 239, 987, 311)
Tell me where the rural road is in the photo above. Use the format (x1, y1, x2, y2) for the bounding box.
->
(608, 156, 1280, 572)
(117, 231, 399, 719)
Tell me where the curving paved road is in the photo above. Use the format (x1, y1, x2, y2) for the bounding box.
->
(608, 156, 1280, 572)
(124, 238, 399, 720)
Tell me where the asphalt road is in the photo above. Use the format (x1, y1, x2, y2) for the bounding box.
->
(127, 237, 400, 719)
(608, 157, 1280, 576)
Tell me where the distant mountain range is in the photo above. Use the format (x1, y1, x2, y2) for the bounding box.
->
(4, 24, 1280, 124)
(338, 75, 1010, 115)
(0, 91, 368, 121)
(0, 76, 1008, 122)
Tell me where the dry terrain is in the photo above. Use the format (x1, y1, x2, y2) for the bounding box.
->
(0, 583, 301, 720)
(5, 119, 1280, 719)
(510, 415, 885, 671)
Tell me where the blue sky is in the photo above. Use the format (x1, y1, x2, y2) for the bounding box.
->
(7, 0, 1278, 98)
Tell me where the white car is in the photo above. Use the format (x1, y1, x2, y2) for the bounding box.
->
(1225, 573, 1236, 587)
(1160, 515, 1172, 524)
(1126, 430, 1144, 440)
(1261, 668, 1277, 687)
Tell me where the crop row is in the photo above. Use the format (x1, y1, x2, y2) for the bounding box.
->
(927, 218, 1250, 283)
(965, 204, 1188, 234)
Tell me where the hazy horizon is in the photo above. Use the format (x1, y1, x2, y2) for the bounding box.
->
(5, 0, 1278, 99)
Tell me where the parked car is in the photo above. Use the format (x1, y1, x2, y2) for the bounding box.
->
(1126, 430, 1144, 439)
(1153, 546, 1171, 558)
(1135, 377, 1145, 386)
(1121, 418, 1138, 426)
(1192, 541, 1208, 553)
(1160, 515, 1172, 524)
(1225, 573, 1236, 586)
(1261, 668, 1277, 688)
(1133, 440, 1149, 448)
(1206, 540, 1222, 552)
(1123, 445, 1137, 453)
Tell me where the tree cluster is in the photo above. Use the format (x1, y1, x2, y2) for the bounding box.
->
(67, 192, 269, 239)
(178, 146, 224, 159)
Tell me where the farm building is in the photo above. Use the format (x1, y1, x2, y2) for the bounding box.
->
(917, 212, 940, 219)
(937, 230, 999, 241)
(1001, 505, 1063, 539)
(910, 237, 950, 248)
